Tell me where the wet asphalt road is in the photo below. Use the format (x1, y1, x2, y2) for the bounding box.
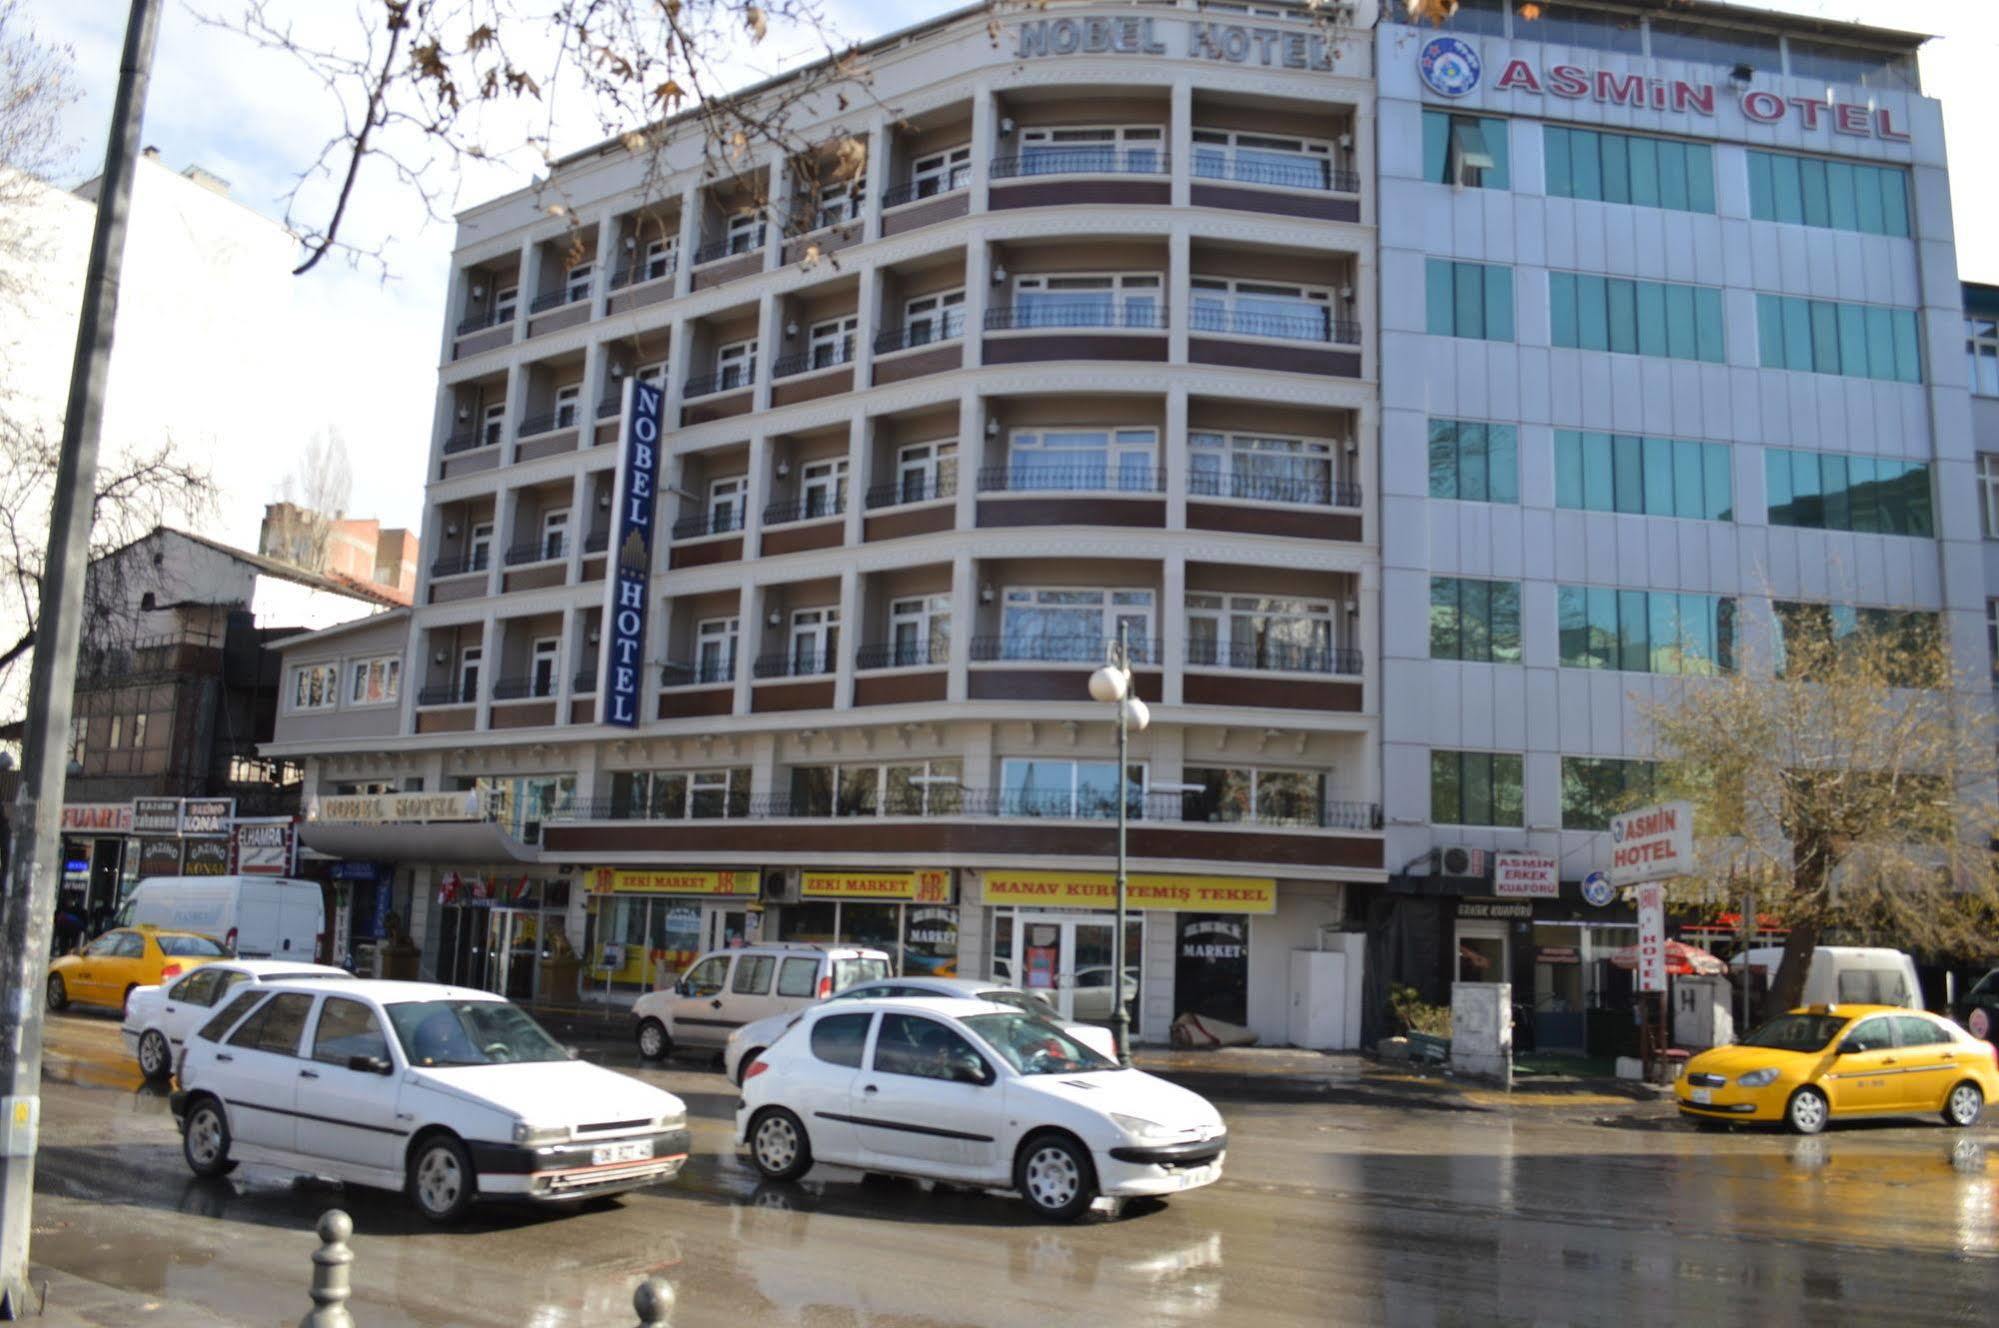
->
(25, 1011, 1999, 1327)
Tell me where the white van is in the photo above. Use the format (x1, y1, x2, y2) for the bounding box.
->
(1735, 945, 1924, 1010)
(115, 877, 326, 962)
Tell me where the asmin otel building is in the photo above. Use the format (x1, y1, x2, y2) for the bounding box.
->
(272, 0, 1387, 1047)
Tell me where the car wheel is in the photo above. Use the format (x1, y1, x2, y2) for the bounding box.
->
(1015, 1132, 1097, 1222)
(408, 1133, 477, 1224)
(748, 1108, 812, 1182)
(1943, 1081, 1985, 1128)
(635, 1018, 670, 1062)
(45, 975, 67, 1012)
(182, 1097, 237, 1178)
(1785, 1086, 1830, 1136)
(736, 1049, 765, 1087)
(138, 1030, 172, 1082)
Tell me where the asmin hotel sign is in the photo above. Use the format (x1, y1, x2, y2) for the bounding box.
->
(1416, 34, 1915, 141)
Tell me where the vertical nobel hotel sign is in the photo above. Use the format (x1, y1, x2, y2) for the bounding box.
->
(601, 376, 663, 726)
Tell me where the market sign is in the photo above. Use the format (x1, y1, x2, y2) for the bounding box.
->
(590, 868, 758, 897)
(600, 376, 665, 728)
(1493, 851, 1559, 899)
(1609, 801, 1695, 886)
(981, 871, 1276, 914)
(1635, 882, 1668, 994)
(60, 803, 131, 834)
(310, 791, 483, 824)
(802, 869, 953, 903)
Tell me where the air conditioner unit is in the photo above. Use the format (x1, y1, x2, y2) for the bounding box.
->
(1430, 846, 1487, 881)
(760, 869, 799, 904)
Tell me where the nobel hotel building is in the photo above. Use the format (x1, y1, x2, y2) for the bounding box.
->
(268, 0, 1981, 1050)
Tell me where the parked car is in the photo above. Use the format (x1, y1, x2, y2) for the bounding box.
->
(122, 958, 352, 1082)
(632, 944, 892, 1062)
(737, 997, 1226, 1220)
(1675, 1005, 1999, 1134)
(172, 979, 690, 1222)
(46, 927, 228, 1015)
(1953, 968, 1999, 1042)
(723, 976, 1120, 1084)
(1732, 946, 1923, 1010)
(116, 875, 326, 961)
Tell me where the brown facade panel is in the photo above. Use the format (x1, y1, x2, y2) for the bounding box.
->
(1188, 338, 1361, 378)
(1189, 184, 1361, 223)
(668, 536, 743, 570)
(752, 679, 836, 713)
(428, 575, 487, 605)
(977, 497, 1164, 529)
(982, 334, 1169, 366)
(864, 503, 956, 543)
(989, 180, 1170, 209)
(880, 192, 969, 237)
(682, 391, 753, 427)
(515, 430, 580, 463)
(658, 686, 735, 719)
(969, 668, 1162, 703)
(853, 670, 948, 707)
(415, 706, 476, 734)
(872, 344, 963, 386)
(489, 701, 558, 729)
(783, 229, 859, 265)
(761, 520, 845, 558)
(770, 367, 853, 409)
(594, 422, 620, 446)
(527, 303, 590, 338)
(692, 254, 761, 291)
(569, 698, 597, 725)
(1187, 502, 1362, 542)
(607, 281, 674, 317)
(580, 557, 606, 583)
(502, 564, 567, 594)
(1183, 672, 1362, 712)
(439, 449, 500, 481)
(452, 326, 512, 360)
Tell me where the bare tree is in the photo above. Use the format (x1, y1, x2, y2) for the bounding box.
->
(1638, 613, 1999, 1014)
(0, 0, 78, 300)
(266, 429, 354, 572)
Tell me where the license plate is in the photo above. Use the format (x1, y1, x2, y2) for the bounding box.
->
(1691, 1088, 1712, 1105)
(1175, 1165, 1214, 1191)
(591, 1139, 654, 1166)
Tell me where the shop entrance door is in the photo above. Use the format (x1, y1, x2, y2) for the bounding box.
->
(1456, 919, 1508, 985)
(706, 907, 752, 952)
(485, 908, 539, 1002)
(1005, 914, 1142, 1034)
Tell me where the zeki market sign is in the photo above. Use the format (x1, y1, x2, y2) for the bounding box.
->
(1608, 801, 1695, 886)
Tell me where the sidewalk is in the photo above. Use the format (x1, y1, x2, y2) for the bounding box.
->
(17, 1267, 252, 1328)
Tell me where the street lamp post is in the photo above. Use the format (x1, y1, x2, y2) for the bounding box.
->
(1089, 624, 1149, 1066)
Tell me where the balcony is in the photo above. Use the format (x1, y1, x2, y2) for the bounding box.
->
(752, 650, 836, 680)
(429, 553, 489, 579)
(1190, 154, 1362, 223)
(529, 288, 584, 315)
(610, 257, 677, 290)
(492, 675, 559, 701)
(683, 371, 754, 399)
(441, 429, 490, 456)
(503, 540, 561, 567)
(976, 464, 1164, 530)
(880, 179, 965, 209)
(855, 642, 950, 670)
(772, 346, 855, 379)
(455, 308, 511, 336)
(661, 660, 739, 687)
(694, 231, 766, 266)
(982, 303, 1169, 369)
(989, 150, 1169, 180)
(1182, 638, 1364, 712)
(989, 150, 1171, 211)
(671, 510, 745, 541)
(972, 636, 1162, 666)
(1187, 471, 1359, 508)
(985, 304, 1168, 333)
(870, 322, 965, 386)
(1190, 306, 1359, 345)
(879, 178, 970, 237)
(763, 496, 844, 526)
(452, 308, 515, 360)
(977, 465, 1162, 495)
(1192, 157, 1361, 195)
(1186, 304, 1361, 379)
(417, 682, 476, 707)
(572, 669, 599, 695)
(865, 477, 955, 510)
(583, 528, 610, 554)
(1186, 640, 1360, 675)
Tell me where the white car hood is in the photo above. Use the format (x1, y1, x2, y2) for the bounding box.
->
(412, 1061, 683, 1126)
(1012, 1068, 1224, 1131)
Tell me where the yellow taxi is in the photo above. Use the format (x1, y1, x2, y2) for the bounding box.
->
(1676, 1004, 1999, 1134)
(46, 926, 229, 1016)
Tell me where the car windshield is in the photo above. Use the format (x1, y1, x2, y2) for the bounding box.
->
(1740, 1013, 1847, 1052)
(386, 1000, 568, 1067)
(977, 988, 1059, 1017)
(156, 935, 228, 958)
(963, 1012, 1119, 1075)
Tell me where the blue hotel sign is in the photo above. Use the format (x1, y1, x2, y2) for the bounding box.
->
(601, 376, 664, 726)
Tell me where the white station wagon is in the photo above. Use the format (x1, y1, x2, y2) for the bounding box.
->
(737, 997, 1227, 1220)
(172, 979, 690, 1222)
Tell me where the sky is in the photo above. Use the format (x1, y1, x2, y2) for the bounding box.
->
(29, 0, 1999, 546)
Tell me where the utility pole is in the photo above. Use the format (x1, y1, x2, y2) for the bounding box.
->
(0, 2, 162, 1316)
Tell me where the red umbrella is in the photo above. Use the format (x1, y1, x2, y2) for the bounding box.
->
(1609, 939, 1728, 977)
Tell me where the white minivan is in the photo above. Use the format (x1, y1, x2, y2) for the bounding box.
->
(1735, 945, 1924, 1009)
(116, 876, 326, 962)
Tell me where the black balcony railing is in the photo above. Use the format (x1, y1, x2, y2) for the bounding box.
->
(555, 788, 1380, 830)
(1189, 306, 1360, 344)
(983, 304, 1169, 332)
(683, 370, 753, 399)
(492, 675, 559, 701)
(856, 641, 950, 670)
(880, 177, 969, 209)
(864, 477, 955, 509)
(429, 553, 489, 578)
(977, 464, 1164, 495)
(597, 395, 622, 419)
(516, 410, 581, 437)
(583, 528, 610, 554)
(763, 496, 845, 526)
(772, 346, 854, 378)
(529, 288, 585, 314)
(873, 322, 965, 355)
(753, 650, 836, 680)
(441, 428, 487, 455)
(1192, 155, 1361, 194)
(671, 510, 745, 541)
(610, 257, 676, 288)
(660, 659, 738, 687)
(1188, 471, 1361, 508)
(417, 682, 475, 706)
(693, 229, 766, 265)
(504, 540, 563, 566)
(455, 308, 511, 336)
(990, 150, 1169, 179)
(1186, 639, 1362, 676)
(971, 635, 1164, 666)
(572, 669, 599, 694)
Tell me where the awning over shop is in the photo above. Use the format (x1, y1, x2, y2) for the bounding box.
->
(297, 821, 539, 864)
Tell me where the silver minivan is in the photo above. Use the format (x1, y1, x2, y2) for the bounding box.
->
(631, 943, 892, 1061)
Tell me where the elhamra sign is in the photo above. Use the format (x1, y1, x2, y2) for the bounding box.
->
(1015, 16, 1338, 71)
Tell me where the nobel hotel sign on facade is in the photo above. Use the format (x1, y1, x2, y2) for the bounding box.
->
(1015, 15, 1339, 70)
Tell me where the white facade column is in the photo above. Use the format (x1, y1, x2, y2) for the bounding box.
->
(948, 551, 975, 704)
(489, 486, 520, 600)
(753, 289, 780, 414)
(555, 603, 578, 713)
(502, 363, 531, 465)
(955, 392, 983, 533)
(844, 414, 870, 548)
(474, 610, 499, 730)
(565, 468, 590, 584)
(592, 211, 619, 319)
(1162, 552, 1187, 708)
(853, 260, 883, 386)
(733, 583, 760, 716)
(863, 113, 892, 243)
(1169, 79, 1193, 209)
(968, 85, 995, 215)
(765, 155, 792, 273)
(743, 434, 771, 561)
(962, 241, 991, 370)
(673, 187, 702, 298)
(1164, 384, 1189, 531)
(833, 565, 859, 709)
(1167, 227, 1191, 364)
(513, 237, 542, 344)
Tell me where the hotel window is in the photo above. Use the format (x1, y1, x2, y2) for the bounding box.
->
(1756, 295, 1922, 383)
(610, 767, 753, 820)
(1000, 758, 1145, 820)
(1772, 602, 1943, 688)
(889, 594, 951, 667)
(540, 508, 569, 560)
(1425, 260, 1513, 341)
(1186, 594, 1339, 672)
(1016, 125, 1163, 175)
(896, 440, 957, 503)
(1560, 758, 1658, 832)
(1550, 273, 1724, 363)
(1558, 586, 1735, 675)
(348, 656, 400, 706)
(1786, 39, 1919, 93)
(789, 606, 840, 675)
(552, 383, 580, 429)
(291, 663, 339, 711)
(107, 715, 121, 750)
(723, 209, 763, 256)
(1981, 456, 1999, 537)
(131, 713, 149, 748)
(799, 458, 847, 518)
(1390, 0, 1505, 35)
(807, 316, 857, 369)
(1555, 432, 1733, 520)
(1181, 767, 1328, 826)
(1430, 751, 1524, 828)
(1764, 448, 1933, 536)
(903, 290, 965, 344)
(789, 759, 963, 817)
(714, 339, 757, 390)
(480, 403, 505, 448)
(810, 177, 865, 230)
(1000, 588, 1155, 664)
(908, 146, 971, 199)
(1422, 112, 1509, 190)
(1646, 18, 1779, 71)
(493, 285, 518, 323)
(1427, 420, 1517, 504)
(1966, 315, 1999, 396)
(1516, 2, 1642, 52)
(457, 646, 482, 702)
(530, 637, 560, 698)
(694, 617, 738, 684)
(467, 521, 493, 571)
(707, 477, 747, 532)
(562, 261, 593, 304)
(1545, 127, 1713, 213)
(1190, 277, 1337, 342)
(1006, 427, 1157, 492)
(1429, 577, 1522, 664)
(1192, 128, 1336, 189)
(1747, 150, 1909, 238)
(1011, 273, 1161, 329)
(643, 237, 676, 282)
(1191, 431, 1339, 505)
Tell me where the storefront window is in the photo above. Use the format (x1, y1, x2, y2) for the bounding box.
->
(779, 901, 838, 944)
(1175, 915, 1248, 1026)
(774, 899, 962, 977)
(904, 906, 959, 977)
(842, 902, 901, 957)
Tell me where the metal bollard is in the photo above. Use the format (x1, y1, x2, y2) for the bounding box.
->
(632, 1275, 675, 1326)
(300, 1209, 355, 1328)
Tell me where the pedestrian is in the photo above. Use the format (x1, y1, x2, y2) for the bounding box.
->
(52, 906, 83, 955)
(88, 903, 111, 939)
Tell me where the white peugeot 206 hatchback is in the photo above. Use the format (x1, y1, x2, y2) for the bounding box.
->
(173, 979, 690, 1223)
(736, 997, 1227, 1220)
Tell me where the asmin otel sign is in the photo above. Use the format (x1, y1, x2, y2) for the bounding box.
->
(1416, 34, 1915, 141)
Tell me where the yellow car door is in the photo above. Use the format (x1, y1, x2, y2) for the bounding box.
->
(1823, 1014, 1902, 1113)
(95, 931, 150, 1009)
(1892, 1015, 1963, 1111)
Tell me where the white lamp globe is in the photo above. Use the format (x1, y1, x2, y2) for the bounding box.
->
(1088, 665, 1128, 704)
(1122, 695, 1151, 732)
